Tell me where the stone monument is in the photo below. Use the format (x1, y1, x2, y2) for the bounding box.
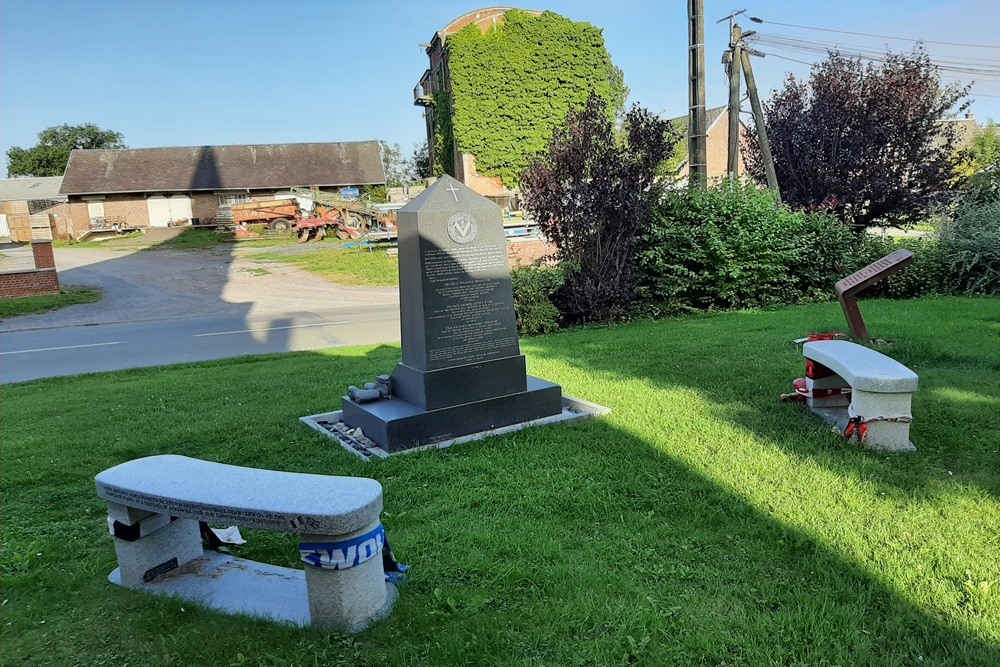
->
(339, 175, 564, 452)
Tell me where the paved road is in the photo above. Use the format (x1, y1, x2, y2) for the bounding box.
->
(0, 243, 401, 383)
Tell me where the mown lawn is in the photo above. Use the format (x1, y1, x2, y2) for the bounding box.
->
(0, 285, 102, 319)
(247, 245, 399, 287)
(1, 297, 997, 666)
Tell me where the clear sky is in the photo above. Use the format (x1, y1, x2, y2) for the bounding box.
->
(1, 1, 997, 178)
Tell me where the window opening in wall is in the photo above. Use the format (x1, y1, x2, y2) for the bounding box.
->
(218, 193, 250, 205)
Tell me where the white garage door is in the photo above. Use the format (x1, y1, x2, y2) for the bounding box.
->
(147, 195, 193, 227)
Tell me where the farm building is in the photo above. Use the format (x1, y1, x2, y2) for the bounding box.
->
(58, 141, 386, 239)
(0, 176, 69, 241)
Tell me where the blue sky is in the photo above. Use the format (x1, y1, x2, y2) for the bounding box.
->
(1, 1, 997, 178)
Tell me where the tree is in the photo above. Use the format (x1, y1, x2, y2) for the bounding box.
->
(953, 121, 1000, 200)
(7, 123, 126, 177)
(378, 140, 411, 188)
(743, 47, 970, 229)
(520, 93, 679, 322)
(410, 141, 432, 181)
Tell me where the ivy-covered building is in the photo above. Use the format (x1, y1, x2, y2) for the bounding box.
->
(414, 7, 625, 203)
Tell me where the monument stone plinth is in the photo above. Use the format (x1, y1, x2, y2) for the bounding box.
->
(340, 175, 564, 452)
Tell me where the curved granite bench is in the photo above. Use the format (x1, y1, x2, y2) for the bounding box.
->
(802, 340, 918, 452)
(95, 455, 395, 631)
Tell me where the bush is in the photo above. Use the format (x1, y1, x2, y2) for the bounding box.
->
(940, 199, 1000, 294)
(844, 236, 948, 299)
(521, 93, 678, 323)
(510, 266, 564, 335)
(638, 184, 854, 312)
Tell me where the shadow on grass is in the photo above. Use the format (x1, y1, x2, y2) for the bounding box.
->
(2, 337, 997, 664)
(525, 296, 1000, 503)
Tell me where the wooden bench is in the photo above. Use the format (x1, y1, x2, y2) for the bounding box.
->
(801, 340, 918, 452)
(95, 455, 397, 631)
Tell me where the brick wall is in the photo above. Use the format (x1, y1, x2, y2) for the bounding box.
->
(1, 240, 60, 298)
(677, 111, 748, 182)
(103, 195, 150, 227)
(47, 203, 73, 239)
(66, 201, 91, 238)
(507, 239, 556, 267)
(191, 193, 218, 222)
(0, 269, 61, 298)
(460, 153, 507, 197)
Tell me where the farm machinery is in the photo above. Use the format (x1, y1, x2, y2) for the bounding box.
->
(229, 188, 396, 242)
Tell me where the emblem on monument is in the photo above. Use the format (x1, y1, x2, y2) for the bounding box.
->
(447, 213, 479, 245)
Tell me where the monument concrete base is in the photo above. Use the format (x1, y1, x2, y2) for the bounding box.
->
(341, 375, 563, 452)
(302, 393, 610, 460)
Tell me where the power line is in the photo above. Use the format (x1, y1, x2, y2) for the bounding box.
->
(753, 32, 1000, 67)
(748, 16, 1000, 49)
(749, 34, 1000, 80)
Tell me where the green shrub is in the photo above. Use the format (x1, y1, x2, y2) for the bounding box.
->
(940, 199, 1000, 294)
(638, 184, 854, 312)
(510, 265, 564, 335)
(844, 236, 948, 298)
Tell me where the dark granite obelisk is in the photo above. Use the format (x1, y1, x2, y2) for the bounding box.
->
(340, 175, 563, 452)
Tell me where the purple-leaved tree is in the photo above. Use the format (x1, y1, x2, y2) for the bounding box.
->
(744, 47, 970, 229)
(520, 93, 678, 322)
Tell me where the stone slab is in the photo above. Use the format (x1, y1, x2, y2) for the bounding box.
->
(803, 341, 918, 393)
(302, 394, 612, 461)
(805, 375, 849, 392)
(805, 394, 851, 409)
(390, 355, 528, 411)
(341, 376, 563, 452)
(96, 455, 382, 536)
(108, 550, 398, 631)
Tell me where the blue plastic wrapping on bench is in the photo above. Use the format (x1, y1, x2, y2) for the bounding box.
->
(300, 524, 386, 570)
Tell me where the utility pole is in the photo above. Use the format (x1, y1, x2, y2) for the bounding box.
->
(726, 23, 742, 180)
(688, 0, 707, 189)
(740, 49, 780, 199)
(719, 9, 780, 199)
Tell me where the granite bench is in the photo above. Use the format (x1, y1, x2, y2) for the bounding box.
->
(95, 455, 397, 631)
(801, 340, 919, 452)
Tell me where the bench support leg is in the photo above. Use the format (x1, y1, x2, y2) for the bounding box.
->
(851, 390, 914, 452)
(106, 502, 203, 586)
(301, 520, 393, 632)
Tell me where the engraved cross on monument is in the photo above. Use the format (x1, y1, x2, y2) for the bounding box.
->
(340, 175, 564, 452)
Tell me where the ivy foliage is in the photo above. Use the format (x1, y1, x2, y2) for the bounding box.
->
(444, 10, 626, 188)
(432, 90, 454, 178)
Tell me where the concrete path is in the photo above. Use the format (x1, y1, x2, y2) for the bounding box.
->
(0, 243, 401, 383)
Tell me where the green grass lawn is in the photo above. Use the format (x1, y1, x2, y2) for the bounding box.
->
(2, 296, 997, 665)
(0, 285, 101, 319)
(52, 232, 145, 249)
(248, 245, 399, 286)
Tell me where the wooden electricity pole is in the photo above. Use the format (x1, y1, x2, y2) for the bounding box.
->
(688, 0, 707, 189)
(719, 10, 780, 199)
(726, 23, 742, 180)
(741, 49, 780, 200)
